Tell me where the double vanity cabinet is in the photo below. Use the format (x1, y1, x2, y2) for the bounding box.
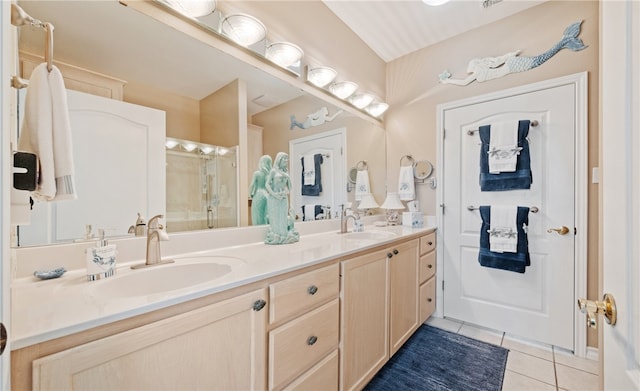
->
(12, 228, 436, 390)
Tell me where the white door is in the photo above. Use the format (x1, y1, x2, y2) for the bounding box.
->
(17, 90, 166, 245)
(289, 128, 346, 221)
(441, 75, 587, 351)
(600, 1, 640, 389)
(1, 2, 12, 386)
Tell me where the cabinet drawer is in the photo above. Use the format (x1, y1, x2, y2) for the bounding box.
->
(283, 349, 338, 391)
(270, 264, 339, 324)
(419, 251, 436, 284)
(419, 232, 436, 255)
(419, 278, 436, 324)
(269, 299, 339, 390)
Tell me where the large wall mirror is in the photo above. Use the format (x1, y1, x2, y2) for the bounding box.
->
(14, 0, 386, 247)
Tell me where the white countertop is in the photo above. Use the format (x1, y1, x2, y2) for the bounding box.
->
(11, 223, 435, 350)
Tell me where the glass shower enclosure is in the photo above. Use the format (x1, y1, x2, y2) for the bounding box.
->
(165, 138, 238, 232)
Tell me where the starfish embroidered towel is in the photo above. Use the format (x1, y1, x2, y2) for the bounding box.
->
(302, 154, 315, 185)
(489, 205, 518, 253)
(398, 165, 415, 201)
(488, 120, 520, 173)
(354, 169, 371, 201)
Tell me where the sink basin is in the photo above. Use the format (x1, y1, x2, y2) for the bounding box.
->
(90, 258, 239, 298)
(342, 230, 397, 241)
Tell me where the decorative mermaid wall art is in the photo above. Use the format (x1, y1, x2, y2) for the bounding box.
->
(290, 106, 343, 130)
(439, 21, 587, 86)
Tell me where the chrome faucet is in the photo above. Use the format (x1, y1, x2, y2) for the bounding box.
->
(131, 214, 174, 269)
(340, 205, 360, 234)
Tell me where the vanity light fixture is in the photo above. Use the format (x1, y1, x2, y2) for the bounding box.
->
(266, 42, 304, 68)
(182, 143, 198, 152)
(380, 192, 405, 225)
(167, 0, 216, 17)
(221, 14, 266, 47)
(217, 147, 229, 156)
(365, 101, 389, 117)
(329, 81, 358, 99)
(349, 92, 375, 109)
(307, 66, 337, 88)
(200, 146, 214, 154)
(165, 139, 179, 149)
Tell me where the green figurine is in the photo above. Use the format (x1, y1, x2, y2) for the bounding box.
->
(249, 155, 272, 226)
(265, 152, 299, 244)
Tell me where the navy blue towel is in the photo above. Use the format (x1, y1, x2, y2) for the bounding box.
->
(479, 120, 532, 191)
(301, 154, 323, 196)
(478, 206, 530, 273)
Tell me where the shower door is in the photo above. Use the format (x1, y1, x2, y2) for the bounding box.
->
(441, 74, 587, 351)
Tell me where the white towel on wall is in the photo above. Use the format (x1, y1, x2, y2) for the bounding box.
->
(398, 166, 415, 201)
(489, 205, 518, 253)
(303, 204, 316, 221)
(18, 63, 76, 201)
(302, 154, 315, 186)
(488, 120, 520, 174)
(354, 170, 370, 201)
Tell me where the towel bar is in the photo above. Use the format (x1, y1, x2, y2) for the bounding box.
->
(400, 154, 415, 167)
(467, 120, 539, 136)
(467, 205, 539, 213)
(355, 160, 367, 171)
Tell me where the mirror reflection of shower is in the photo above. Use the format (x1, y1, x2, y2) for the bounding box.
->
(165, 138, 238, 232)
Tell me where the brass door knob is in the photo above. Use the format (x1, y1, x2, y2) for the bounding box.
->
(577, 293, 617, 329)
(547, 226, 570, 235)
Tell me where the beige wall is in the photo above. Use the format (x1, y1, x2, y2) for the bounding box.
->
(385, 1, 599, 347)
(200, 79, 243, 147)
(252, 95, 387, 206)
(124, 81, 200, 141)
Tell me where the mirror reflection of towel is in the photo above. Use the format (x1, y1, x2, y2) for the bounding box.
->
(302, 204, 323, 221)
(354, 170, 370, 201)
(303, 155, 315, 185)
(301, 154, 323, 196)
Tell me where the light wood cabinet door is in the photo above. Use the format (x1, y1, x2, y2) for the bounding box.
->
(389, 239, 420, 356)
(32, 289, 268, 391)
(340, 249, 389, 391)
(283, 349, 339, 391)
(420, 277, 437, 324)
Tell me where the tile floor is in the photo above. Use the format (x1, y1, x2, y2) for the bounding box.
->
(425, 317, 600, 391)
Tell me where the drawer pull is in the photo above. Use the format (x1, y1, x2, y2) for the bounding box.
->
(307, 285, 318, 295)
(387, 252, 393, 258)
(428, 241, 433, 246)
(252, 299, 267, 312)
(427, 298, 433, 303)
(307, 336, 318, 346)
(393, 249, 399, 255)
(427, 264, 433, 269)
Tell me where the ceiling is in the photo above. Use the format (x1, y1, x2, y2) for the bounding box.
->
(322, 0, 546, 62)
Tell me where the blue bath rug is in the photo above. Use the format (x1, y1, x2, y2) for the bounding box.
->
(365, 324, 509, 391)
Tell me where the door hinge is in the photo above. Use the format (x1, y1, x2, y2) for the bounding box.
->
(440, 204, 445, 215)
(442, 280, 445, 291)
(574, 227, 577, 235)
(443, 129, 446, 139)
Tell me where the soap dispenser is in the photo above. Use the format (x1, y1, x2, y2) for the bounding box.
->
(86, 229, 117, 281)
(128, 213, 146, 236)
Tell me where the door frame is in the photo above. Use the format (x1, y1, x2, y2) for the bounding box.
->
(435, 72, 588, 357)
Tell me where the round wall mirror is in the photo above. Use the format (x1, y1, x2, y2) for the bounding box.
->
(414, 160, 434, 180)
(348, 167, 358, 184)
